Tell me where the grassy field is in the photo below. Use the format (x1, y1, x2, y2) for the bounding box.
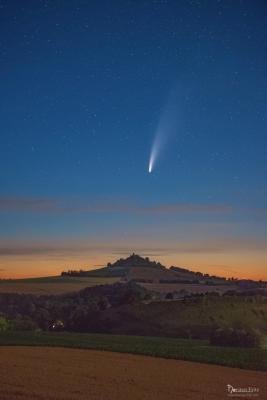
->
(1, 331, 267, 371)
(0, 276, 119, 294)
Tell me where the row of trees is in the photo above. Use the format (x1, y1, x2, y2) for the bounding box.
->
(0, 282, 265, 347)
(0, 282, 150, 332)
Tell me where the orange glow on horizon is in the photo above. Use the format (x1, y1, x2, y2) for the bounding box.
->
(1, 251, 266, 281)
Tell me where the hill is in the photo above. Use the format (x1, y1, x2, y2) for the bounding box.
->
(61, 253, 223, 283)
(1, 254, 264, 296)
(61, 254, 266, 291)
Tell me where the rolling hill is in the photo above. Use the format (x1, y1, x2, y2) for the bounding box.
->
(61, 253, 219, 283)
(62, 254, 266, 291)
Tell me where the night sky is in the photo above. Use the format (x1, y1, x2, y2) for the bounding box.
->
(1, 0, 267, 279)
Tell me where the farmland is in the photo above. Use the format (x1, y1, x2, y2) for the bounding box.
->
(142, 281, 234, 294)
(0, 276, 119, 295)
(0, 274, 236, 296)
(0, 346, 266, 400)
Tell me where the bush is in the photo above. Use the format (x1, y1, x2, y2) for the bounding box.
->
(10, 317, 38, 331)
(0, 317, 9, 332)
(165, 292, 174, 300)
(210, 327, 261, 348)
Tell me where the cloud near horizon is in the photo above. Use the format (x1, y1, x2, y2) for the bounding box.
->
(0, 196, 234, 215)
(0, 236, 266, 258)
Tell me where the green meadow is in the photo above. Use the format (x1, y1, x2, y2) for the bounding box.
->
(0, 331, 267, 371)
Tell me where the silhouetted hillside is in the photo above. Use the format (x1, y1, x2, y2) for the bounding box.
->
(61, 254, 266, 287)
(62, 254, 188, 282)
(62, 254, 177, 282)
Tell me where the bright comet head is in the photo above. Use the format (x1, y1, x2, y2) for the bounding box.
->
(148, 136, 159, 174)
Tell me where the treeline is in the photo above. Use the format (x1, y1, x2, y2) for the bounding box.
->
(210, 327, 262, 348)
(0, 282, 150, 332)
(0, 282, 266, 347)
(108, 254, 165, 269)
(62, 269, 96, 277)
(61, 268, 125, 278)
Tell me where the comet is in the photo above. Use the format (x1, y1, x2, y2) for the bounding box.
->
(148, 85, 180, 174)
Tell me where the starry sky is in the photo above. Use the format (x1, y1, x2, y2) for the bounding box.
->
(1, 0, 267, 279)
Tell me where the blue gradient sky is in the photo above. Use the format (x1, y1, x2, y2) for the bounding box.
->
(0, 0, 267, 278)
